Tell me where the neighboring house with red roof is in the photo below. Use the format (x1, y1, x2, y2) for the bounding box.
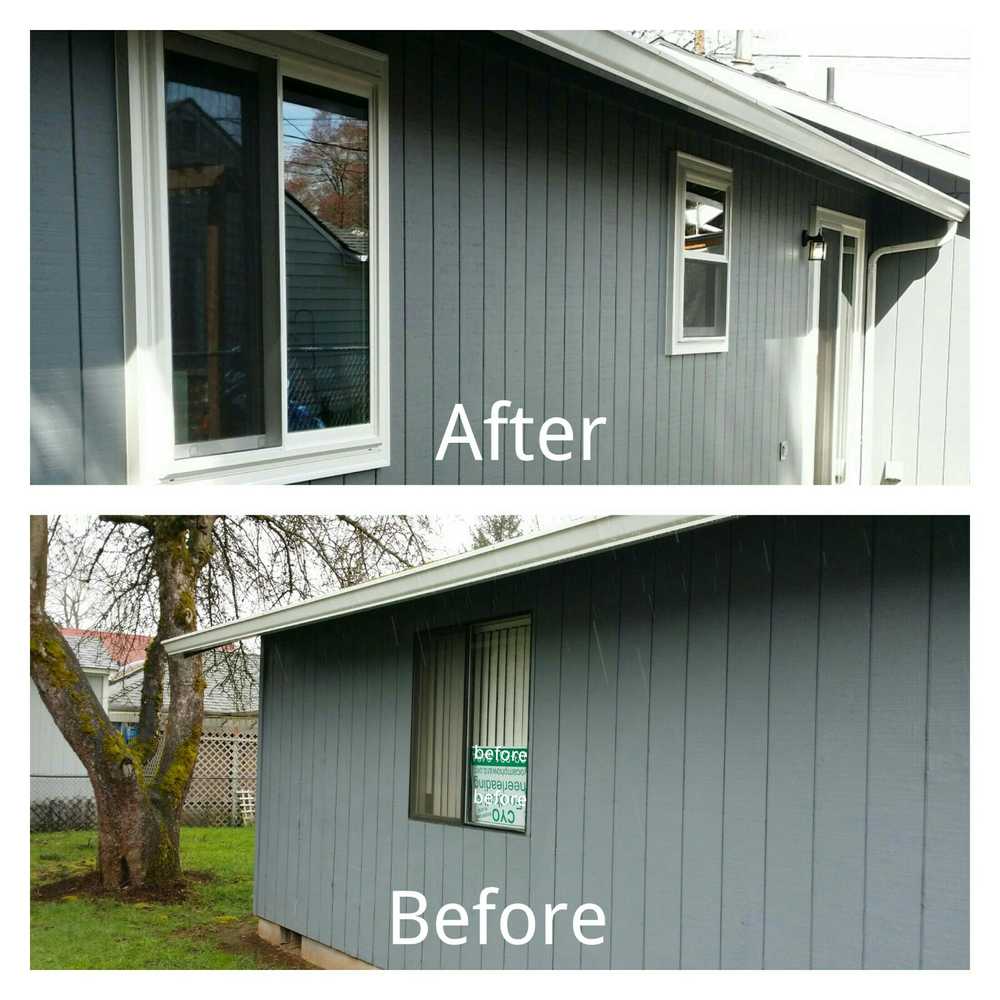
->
(57, 628, 153, 669)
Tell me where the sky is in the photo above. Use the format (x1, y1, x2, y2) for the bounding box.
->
(46, 514, 579, 634)
(659, 28, 970, 151)
(427, 513, 577, 560)
(739, 27, 969, 58)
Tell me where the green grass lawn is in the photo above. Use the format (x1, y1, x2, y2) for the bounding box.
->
(31, 826, 303, 970)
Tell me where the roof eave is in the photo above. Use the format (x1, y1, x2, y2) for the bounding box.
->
(503, 30, 967, 223)
(162, 514, 729, 656)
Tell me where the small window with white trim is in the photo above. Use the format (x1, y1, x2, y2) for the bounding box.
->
(669, 152, 733, 355)
(122, 31, 389, 484)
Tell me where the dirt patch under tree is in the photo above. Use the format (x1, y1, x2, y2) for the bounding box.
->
(31, 869, 213, 904)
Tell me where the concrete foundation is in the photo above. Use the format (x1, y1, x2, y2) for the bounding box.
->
(256, 916, 374, 969)
(300, 936, 374, 970)
(256, 917, 285, 947)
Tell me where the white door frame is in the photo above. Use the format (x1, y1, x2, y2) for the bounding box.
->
(802, 206, 867, 485)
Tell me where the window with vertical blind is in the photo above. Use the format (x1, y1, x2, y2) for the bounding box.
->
(410, 628, 466, 822)
(409, 616, 531, 832)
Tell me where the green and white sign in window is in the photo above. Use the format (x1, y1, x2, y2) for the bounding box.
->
(468, 745, 528, 832)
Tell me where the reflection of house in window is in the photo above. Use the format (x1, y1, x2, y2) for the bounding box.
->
(165, 88, 264, 447)
(165, 90, 370, 442)
(284, 192, 369, 432)
(684, 184, 726, 253)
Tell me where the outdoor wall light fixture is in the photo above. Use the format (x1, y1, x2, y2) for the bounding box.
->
(121, 757, 135, 779)
(802, 230, 828, 262)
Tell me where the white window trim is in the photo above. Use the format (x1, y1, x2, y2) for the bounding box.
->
(118, 30, 391, 485)
(668, 151, 733, 356)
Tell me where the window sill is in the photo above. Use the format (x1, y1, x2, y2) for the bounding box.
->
(159, 439, 390, 485)
(408, 813, 529, 836)
(667, 337, 730, 357)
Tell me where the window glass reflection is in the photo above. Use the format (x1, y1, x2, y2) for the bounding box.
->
(684, 182, 726, 255)
(165, 50, 267, 448)
(683, 258, 728, 337)
(283, 79, 371, 432)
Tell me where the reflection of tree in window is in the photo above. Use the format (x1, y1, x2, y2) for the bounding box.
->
(282, 79, 371, 433)
(283, 82, 369, 237)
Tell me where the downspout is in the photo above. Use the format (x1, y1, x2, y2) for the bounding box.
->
(861, 218, 959, 484)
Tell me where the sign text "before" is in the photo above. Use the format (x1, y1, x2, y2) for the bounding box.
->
(392, 888, 606, 947)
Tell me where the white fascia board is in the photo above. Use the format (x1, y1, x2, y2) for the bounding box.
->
(163, 514, 728, 656)
(505, 30, 967, 223)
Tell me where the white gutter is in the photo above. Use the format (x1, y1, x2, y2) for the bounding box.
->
(505, 30, 968, 223)
(162, 514, 728, 656)
(860, 220, 960, 483)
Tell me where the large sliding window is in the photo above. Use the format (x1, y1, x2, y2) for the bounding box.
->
(669, 152, 733, 355)
(410, 616, 531, 833)
(122, 31, 389, 484)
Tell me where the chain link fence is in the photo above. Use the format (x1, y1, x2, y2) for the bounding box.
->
(30, 776, 97, 832)
(30, 730, 257, 832)
(287, 346, 369, 431)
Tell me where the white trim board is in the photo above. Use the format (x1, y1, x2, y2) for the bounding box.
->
(505, 30, 968, 223)
(802, 207, 868, 486)
(162, 514, 729, 655)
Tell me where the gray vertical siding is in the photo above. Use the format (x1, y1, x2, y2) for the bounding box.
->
(868, 184, 970, 486)
(255, 516, 969, 969)
(30, 31, 126, 485)
(284, 202, 368, 348)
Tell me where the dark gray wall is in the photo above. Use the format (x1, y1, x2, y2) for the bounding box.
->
(30, 31, 126, 485)
(255, 516, 969, 969)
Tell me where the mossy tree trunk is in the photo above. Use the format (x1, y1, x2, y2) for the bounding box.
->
(30, 515, 215, 889)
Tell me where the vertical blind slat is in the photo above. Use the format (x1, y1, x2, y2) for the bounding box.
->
(470, 620, 530, 750)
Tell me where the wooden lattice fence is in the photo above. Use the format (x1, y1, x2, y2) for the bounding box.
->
(181, 731, 257, 826)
